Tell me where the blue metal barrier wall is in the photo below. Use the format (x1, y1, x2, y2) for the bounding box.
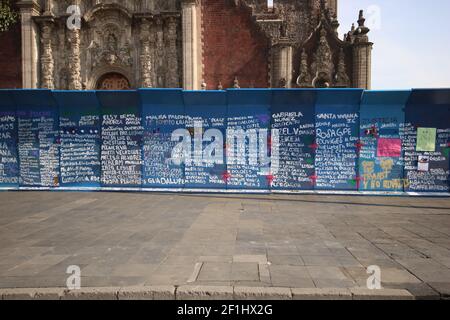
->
(404, 89, 450, 193)
(0, 88, 449, 195)
(315, 89, 363, 190)
(359, 91, 410, 192)
(183, 90, 227, 189)
(12, 90, 59, 189)
(0, 90, 18, 188)
(271, 89, 316, 191)
(139, 88, 185, 189)
(97, 90, 142, 189)
(227, 89, 272, 190)
(53, 90, 101, 189)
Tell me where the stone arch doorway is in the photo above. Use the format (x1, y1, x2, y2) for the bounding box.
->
(96, 73, 131, 90)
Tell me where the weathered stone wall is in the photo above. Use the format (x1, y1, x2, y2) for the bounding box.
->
(2, 0, 372, 90)
(201, 0, 270, 89)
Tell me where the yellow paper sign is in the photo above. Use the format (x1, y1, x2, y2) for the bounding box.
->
(416, 127, 437, 152)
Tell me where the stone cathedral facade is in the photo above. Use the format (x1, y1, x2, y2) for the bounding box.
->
(2, 0, 372, 90)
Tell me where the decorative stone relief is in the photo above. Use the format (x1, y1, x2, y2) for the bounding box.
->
(233, 77, 241, 89)
(311, 27, 334, 88)
(155, 18, 165, 87)
(67, 29, 82, 90)
(275, 2, 311, 44)
(166, 17, 180, 88)
(296, 49, 312, 87)
(236, 0, 369, 89)
(334, 48, 350, 87)
(72, 5, 134, 88)
(140, 19, 153, 88)
(28, 0, 369, 90)
(88, 26, 133, 70)
(40, 21, 55, 89)
(240, 0, 315, 46)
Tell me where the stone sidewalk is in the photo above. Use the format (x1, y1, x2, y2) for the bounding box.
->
(0, 286, 414, 300)
(0, 192, 449, 299)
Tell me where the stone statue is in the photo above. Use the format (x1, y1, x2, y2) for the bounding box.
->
(296, 49, 313, 88)
(312, 27, 334, 88)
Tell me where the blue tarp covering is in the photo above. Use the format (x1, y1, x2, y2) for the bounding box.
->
(0, 88, 449, 195)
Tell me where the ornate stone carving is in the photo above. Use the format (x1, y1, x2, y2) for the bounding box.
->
(233, 77, 240, 89)
(139, 19, 152, 88)
(275, 2, 310, 44)
(334, 48, 350, 87)
(82, 5, 136, 88)
(44, 0, 54, 15)
(296, 49, 312, 88)
(155, 17, 165, 87)
(67, 29, 82, 90)
(118, 42, 133, 66)
(166, 17, 179, 88)
(27, 0, 371, 90)
(311, 27, 334, 88)
(87, 40, 101, 69)
(240, 0, 313, 46)
(236, 0, 372, 89)
(40, 21, 55, 89)
(88, 29, 133, 69)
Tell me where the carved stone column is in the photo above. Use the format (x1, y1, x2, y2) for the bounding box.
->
(140, 19, 152, 88)
(352, 10, 373, 89)
(334, 48, 350, 88)
(17, 0, 41, 88)
(40, 21, 55, 89)
(166, 17, 179, 88)
(296, 49, 313, 88)
(141, 0, 151, 11)
(155, 17, 165, 87)
(272, 44, 293, 88)
(311, 27, 334, 88)
(44, 0, 53, 15)
(67, 29, 82, 90)
(181, 0, 200, 90)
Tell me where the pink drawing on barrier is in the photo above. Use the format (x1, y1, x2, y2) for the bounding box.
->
(377, 138, 402, 158)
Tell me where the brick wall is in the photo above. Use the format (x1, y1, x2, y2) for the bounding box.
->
(0, 1, 22, 89)
(201, 0, 270, 89)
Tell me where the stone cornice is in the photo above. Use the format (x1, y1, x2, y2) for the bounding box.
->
(134, 12, 181, 22)
(33, 15, 55, 25)
(181, 0, 200, 5)
(273, 38, 296, 48)
(16, 0, 41, 14)
(84, 3, 133, 22)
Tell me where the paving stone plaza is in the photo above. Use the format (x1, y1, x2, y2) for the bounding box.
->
(0, 192, 449, 299)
